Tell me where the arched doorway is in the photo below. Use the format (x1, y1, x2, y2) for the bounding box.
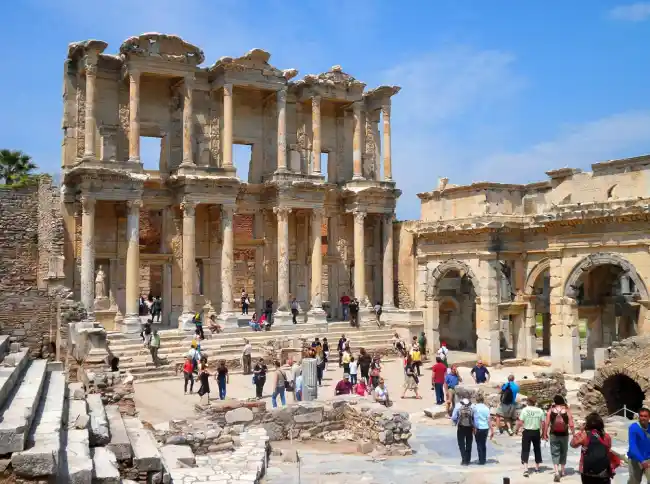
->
(428, 260, 478, 352)
(601, 374, 645, 418)
(525, 259, 551, 356)
(564, 253, 649, 370)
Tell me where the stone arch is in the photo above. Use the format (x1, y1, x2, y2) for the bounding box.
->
(585, 365, 650, 416)
(426, 259, 481, 301)
(563, 252, 649, 301)
(525, 258, 551, 295)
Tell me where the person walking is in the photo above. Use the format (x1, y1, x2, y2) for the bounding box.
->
(626, 406, 650, 484)
(142, 320, 152, 346)
(315, 348, 326, 386)
(410, 344, 422, 376)
(473, 393, 493, 466)
(401, 356, 422, 399)
(215, 360, 229, 400)
(340, 293, 351, 321)
(252, 358, 268, 400)
(452, 397, 475, 466)
(193, 312, 205, 340)
(347, 356, 358, 385)
(149, 330, 161, 367)
(196, 356, 210, 403)
(544, 394, 575, 482)
(271, 360, 288, 408)
(342, 347, 352, 375)
(182, 356, 195, 394)
(242, 338, 252, 375)
(470, 360, 490, 383)
(322, 337, 330, 371)
(445, 365, 462, 416)
(151, 296, 162, 322)
(349, 298, 359, 327)
(432, 357, 447, 405)
(373, 301, 383, 327)
(370, 355, 382, 389)
(571, 412, 619, 484)
(188, 342, 200, 374)
(264, 297, 273, 326)
(337, 334, 347, 367)
(497, 374, 519, 436)
(358, 348, 372, 383)
(241, 288, 249, 315)
(516, 395, 546, 477)
(290, 297, 299, 324)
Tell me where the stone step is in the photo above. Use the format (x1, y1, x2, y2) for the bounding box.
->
(64, 384, 93, 484)
(92, 446, 120, 483)
(0, 359, 48, 454)
(0, 349, 30, 410)
(122, 416, 162, 472)
(11, 370, 66, 478)
(104, 405, 133, 461)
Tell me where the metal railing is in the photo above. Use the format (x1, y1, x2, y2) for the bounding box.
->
(608, 404, 638, 420)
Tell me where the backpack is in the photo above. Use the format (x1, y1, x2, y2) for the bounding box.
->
(500, 383, 514, 405)
(551, 408, 568, 434)
(582, 432, 610, 477)
(458, 404, 474, 427)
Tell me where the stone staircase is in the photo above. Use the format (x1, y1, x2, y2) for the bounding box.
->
(107, 321, 398, 382)
(0, 335, 164, 483)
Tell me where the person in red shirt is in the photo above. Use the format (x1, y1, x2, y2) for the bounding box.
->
(340, 293, 351, 321)
(432, 357, 447, 405)
(335, 374, 353, 395)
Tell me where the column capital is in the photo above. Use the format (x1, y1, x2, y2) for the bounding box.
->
(277, 88, 288, 103)
(185, 74, 196, 87)
(311, 208, 325, 221)
(353, 209, 367, 223)
(273, 206, 292, 220)
(128, 68, 141, 81)
(383, 212, 394, 223)
(85, 62, 98, 76)
(126, 199, 143, 212)
(223, 83, 233, 96)
(381, 103, 391, 118)
(221, 205, 236, 220)
(353, 101, 363, 113)
(311, 95, 321, 108)
(80, 194, 96, 214)
(181, 199, 197, 217)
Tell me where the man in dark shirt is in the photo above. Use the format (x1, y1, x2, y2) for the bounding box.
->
(335, 374, 353, 395)
(337, 335, 347, 366)
(349, 298, 359, 327)
(311, 337, 322, 348)
(470, 360, 490, 384)
(264, 298, 273, 326)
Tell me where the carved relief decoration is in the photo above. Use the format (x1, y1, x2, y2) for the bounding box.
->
(76, 72, 86, 158)
(208, 90, 221, 167)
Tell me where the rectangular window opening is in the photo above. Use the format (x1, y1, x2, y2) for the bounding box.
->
(233, 144, 252, 183)
(141, 136, 163, 171)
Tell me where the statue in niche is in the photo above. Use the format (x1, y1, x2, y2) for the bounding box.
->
(195, 261, 202, 296)
(94, 265, 109, 310)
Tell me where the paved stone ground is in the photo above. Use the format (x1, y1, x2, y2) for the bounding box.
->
(263, 416, 631, 484)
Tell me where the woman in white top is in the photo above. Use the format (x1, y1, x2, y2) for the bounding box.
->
(374, 378, 391, 406)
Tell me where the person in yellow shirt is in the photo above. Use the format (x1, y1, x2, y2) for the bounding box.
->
(342, 349, 352, 375)
(410, 346, 422, 376)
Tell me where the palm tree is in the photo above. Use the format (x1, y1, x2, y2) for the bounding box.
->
(0, 150, 37, 185)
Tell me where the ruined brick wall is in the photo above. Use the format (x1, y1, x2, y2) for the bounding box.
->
(0, 178, 62, 357)
(394, 222, 415, 309)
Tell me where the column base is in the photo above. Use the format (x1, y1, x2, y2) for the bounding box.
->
(117, 314, 141, 334)
(273, 310, 295, 326)
(128, 157, 141, 163)
(179, 160, 196, 168)
(178, 312, 196, 331)
(217, 312, 240, 329)
(307, 308, 327, 324)
(352, 174, 365, 181)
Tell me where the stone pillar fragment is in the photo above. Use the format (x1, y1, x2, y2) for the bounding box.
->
(382, 104, 392, 181)
(277, 89, 288, 172)
(301, 358, 318, 401)
(219, 205, 237, 326)
(83, 63, 98, 159)
(80, 195, 96, 319)
(311, 95, 322, 175)
(222, 84, 233, 169)
(179, 201, 197, 330)
(122, 199, 142, 332)
(181, 76, 195, 166)
(542, 312, 551, 354)
(308, 209, 326, 322)
(352, 102, 363, 180)
(353, 210, 367, 307)
(382, 214, 394, 308)
(274, 207, 291, 317)
(128, 70, 140, 163)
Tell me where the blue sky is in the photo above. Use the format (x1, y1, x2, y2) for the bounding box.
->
(1, 1, 649, 219)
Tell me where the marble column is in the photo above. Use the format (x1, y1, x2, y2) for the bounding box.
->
(302, 358, 318, 401)
(128, 70, 140, 163)
(309, 209, 326, 321)
(353, 210, 367, 306)
(122, 199, 142, 332)
(179, 200, 197, 330)
(382, 104, 392, 181)
(274, 207, 291, 313)
(80, 195, 96, 319)
(352, 102, 363, 180)
(382, 213, 395, 308)
(162, 263, 172, 326)
(222, 84, 233, 169)
(311, 95, 322, 175)
(83, 63, 98, 159)
(181, 75, 195, 166)
(219, 205, 236, 325)
(277, 88, 288, 172)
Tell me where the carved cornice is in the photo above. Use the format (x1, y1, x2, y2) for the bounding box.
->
(209, 48, 297, 81)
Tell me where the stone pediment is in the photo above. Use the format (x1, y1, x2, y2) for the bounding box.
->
(297, 65, 366, 91)
(119, 33, 205, 65)
(210, 48, 298, 80)
(364, 85, 401, 99)
(67, 40, 108, 61)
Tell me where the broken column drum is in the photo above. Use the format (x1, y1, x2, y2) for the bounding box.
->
(301, 358, 318, 401)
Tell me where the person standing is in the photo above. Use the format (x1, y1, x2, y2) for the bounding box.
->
(470, 360, 490, 384)
(290, 297, 299, 324)
(497, 375, 519, 436)
(401, 356, 422, 399)
(193, 312, 205, 340)
(271, 360, 288, 408)
(544, 394, 575, 482)
(626, 407, 650, 484)
(182, 356, 194, 394)
(241, 288, 249, 315)
(149, 330, 161, 367)
(196, 356, 210, 403)
(215, 360, 229, 400)
(253, 358, 268, 400)
(322, 337, 330, 371)
(358, 348, 372, 383)
(445, 365, 462, 416)
(373, 301, 383, 327)
(410, 344, 422, 376)
(473, 393, 493, 465)
(340, 293, 351, 321)
(418, 331, 427, 360)
(151, 296, 162, 322)
(571, 412, 619, 484)
(242, 339, 252, 375)
(432, 357, 447, 405)
(264, 297, 273, 325)
(337, 334, 347, 367)
(142, 321, 152, 346)
(315, 348, 326, 386)
(452, 398, 475, 466)
(349, 298, 359, 327)
(516, 395, 546, 477)
(437, 341, 449, 367)
(342, 347, 352, 375)
(348, 356, 358, 385)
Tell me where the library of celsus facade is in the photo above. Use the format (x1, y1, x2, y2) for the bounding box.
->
(396, 155, 650, 372)
(59, 33, 400, 332)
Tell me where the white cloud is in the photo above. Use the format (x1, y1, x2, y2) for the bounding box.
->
(608, 2, 650, 21)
